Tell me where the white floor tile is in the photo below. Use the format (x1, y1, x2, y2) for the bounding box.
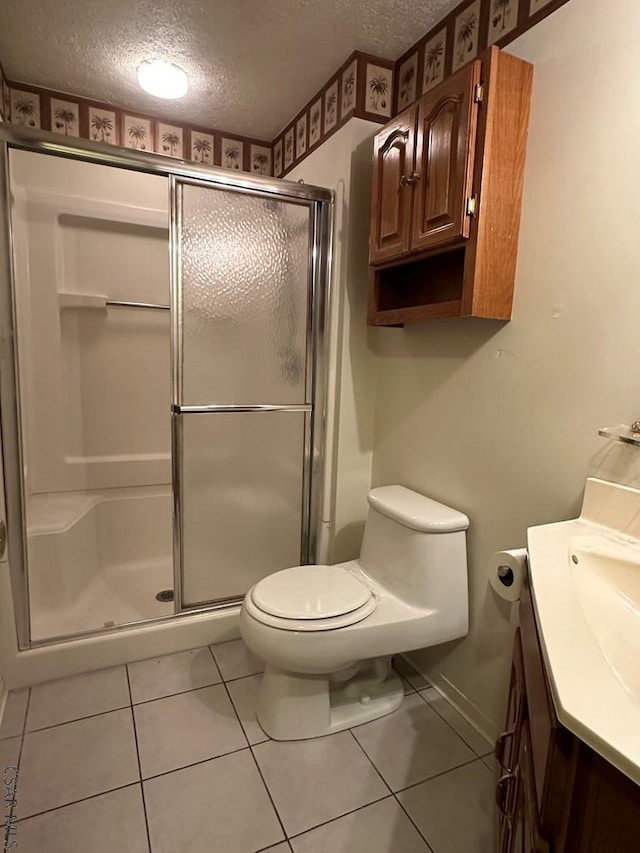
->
(398, 760, 495, 853)
(291, 796, 430, 852)
(26, 667, 130, 731)
(0, 736, 20, 771)
(18, 709, 139, 817)
(0, 737, 20, 827)
(127, 647, 221, 704)
(253, 730, 388, 837)
(144, 750, 284, 853)
(420, 688, 493, 756)
(352, 694, 475, 791)
(0, 689, 29, 739)
(482, 753, 499, 774)
(16, 785, 149, 853)
(210, 639, 264, 681)
(226, 674, 269, 745)
(4, 643, 502, 852)
(133, 684, 247, 778)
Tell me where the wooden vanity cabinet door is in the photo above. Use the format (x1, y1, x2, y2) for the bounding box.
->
(369, 105, 416, 264)
(497, 630, 527, 853)
(411, 60, 481, 253)
(520, 580, 557, 815)
(520, 720, 551, 853)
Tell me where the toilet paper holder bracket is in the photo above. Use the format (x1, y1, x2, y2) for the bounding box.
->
(497, 564, 515, 587)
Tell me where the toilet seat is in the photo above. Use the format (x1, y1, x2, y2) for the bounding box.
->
(247, 565, 377, 632)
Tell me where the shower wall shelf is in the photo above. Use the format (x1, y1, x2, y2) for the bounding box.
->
(58, 293, 169, 311)
(598, 424, 640, 447)
(58, 292, 107, 310)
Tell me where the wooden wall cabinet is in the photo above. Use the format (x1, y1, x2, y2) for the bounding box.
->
(368, 47, 533, 326)
(497, 582, 640, 852)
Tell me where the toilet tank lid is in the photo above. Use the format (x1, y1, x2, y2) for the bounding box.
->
(367, 486, 469, 533)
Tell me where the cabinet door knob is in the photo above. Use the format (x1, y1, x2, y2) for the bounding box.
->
(400, 172, 420, 186)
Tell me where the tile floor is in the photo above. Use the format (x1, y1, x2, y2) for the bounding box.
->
(0, 641, 496, 852)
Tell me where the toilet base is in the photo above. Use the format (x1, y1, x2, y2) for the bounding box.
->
(256, 657, 404, 741)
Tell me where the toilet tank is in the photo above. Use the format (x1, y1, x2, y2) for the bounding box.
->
(359, 486, 470, 612)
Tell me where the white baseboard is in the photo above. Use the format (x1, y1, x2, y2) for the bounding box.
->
(406, 656, 499, 745)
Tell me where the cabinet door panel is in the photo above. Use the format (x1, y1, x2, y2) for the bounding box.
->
(520, 721, 551, 853)
(369, 107, 416, 264)
(497, 631, 527, 853)
(411, 60, 480, 252)
(520, 579, 556, 814)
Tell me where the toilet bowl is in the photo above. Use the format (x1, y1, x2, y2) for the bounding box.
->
(240, 485, 470, 740)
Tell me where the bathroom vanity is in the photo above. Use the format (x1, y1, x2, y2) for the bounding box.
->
(497, 479, 640, 852)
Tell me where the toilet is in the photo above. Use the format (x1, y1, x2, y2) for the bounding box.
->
(239, 485, 469, 740)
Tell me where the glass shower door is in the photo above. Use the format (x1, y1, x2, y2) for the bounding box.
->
(173, 180, 317, 608)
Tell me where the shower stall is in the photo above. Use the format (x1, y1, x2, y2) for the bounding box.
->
(0, 124, 332, 672)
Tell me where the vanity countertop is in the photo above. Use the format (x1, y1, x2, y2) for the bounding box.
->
(527, 477, 640, 785)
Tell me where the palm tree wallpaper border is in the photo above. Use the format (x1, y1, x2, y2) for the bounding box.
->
(89, 107, 116, 144)
(221, 137, 243, 170)
(309, 97, 323, 149)
(323, 80, 339, 135)
(452, 0, 482, 74)
(251, 145, 272, 176)
(393, 0, 569, 115)
(296, 113, 308, 160)
(258, 0, 567, 178)
(530, 0, 556, 13)
(3, 0, 568, 178)
(273, 139, 283, 178)
(191, 132, 214, 164)
(340, 60, 357, 120)
(488, 0, 520, 46)
(123, 114, 152, 152)
(365, 64, 393, 117)
(422, 28, 447, 94)
(275, 51, 395, 179)
(397, 53, 418, 111)
(4, 82, 269, 174)
(157, 122, 183, 159)
(284, 128, 295, 170)
(51, 98, 79, 137)
(9, 87, 40, 128)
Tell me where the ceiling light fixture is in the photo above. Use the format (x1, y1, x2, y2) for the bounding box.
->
(137, 59, 188, 99)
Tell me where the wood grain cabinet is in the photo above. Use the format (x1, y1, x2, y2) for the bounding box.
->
(497, 581, 640, 852)
(369, 109, 415, 264)
(368, 47, 533, 326)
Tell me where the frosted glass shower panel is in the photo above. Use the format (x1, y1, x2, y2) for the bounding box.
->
(179, 185, 311, 405)
(180, 411, 306, 605)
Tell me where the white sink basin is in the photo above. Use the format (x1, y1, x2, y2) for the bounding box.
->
(569, 534, 640, 702)
(527, 477, 640, 785)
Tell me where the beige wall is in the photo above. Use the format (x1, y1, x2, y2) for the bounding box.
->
(371, 0, 640, 736)
(289, 119, 380, 564)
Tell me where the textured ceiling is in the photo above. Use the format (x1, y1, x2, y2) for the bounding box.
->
(0, 0, 459, 139)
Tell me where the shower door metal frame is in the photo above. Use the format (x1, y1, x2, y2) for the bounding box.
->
(170, 174, 330, 610)
(0, 124, 333, 649)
